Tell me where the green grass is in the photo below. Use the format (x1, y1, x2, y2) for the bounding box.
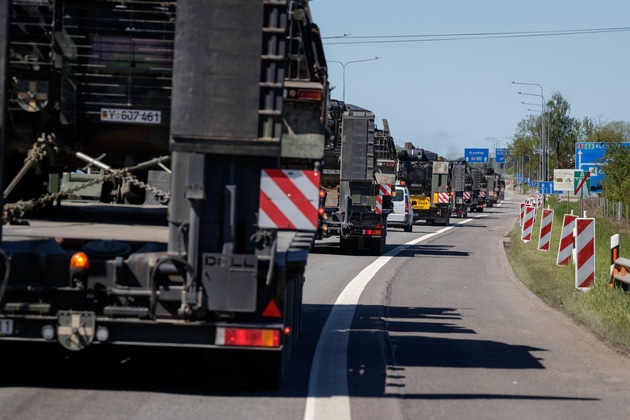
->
(505, 197, 630, 353)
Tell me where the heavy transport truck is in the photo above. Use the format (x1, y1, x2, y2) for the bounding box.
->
(483, 167, 501, 207)
(0, 0, 328, 387)
(449, 159, 472, 218)
(469, 166, 486, 212)
(397, 144, 451, 226)
(318, 101, 391, 255)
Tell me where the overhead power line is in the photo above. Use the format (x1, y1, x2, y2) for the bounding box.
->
(322, 26, 630, 45)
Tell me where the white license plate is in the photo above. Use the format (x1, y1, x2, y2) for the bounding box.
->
(100, 108, 162, 125)
(0, 319, 13, 335)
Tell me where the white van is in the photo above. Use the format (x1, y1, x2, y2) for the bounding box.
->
(387, 186, 414, 232)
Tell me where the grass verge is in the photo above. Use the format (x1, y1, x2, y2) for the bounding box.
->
(505, 196, 630, 353)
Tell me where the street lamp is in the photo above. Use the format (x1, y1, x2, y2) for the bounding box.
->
(513, 81, 547, 181)
(328, 56, 381, 102)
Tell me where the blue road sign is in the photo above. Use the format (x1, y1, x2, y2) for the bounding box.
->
(495, 148, 508, 163)
(538, 181, 555, 194)
(464, 148, 489, 163)
(575, 142, 630, 191)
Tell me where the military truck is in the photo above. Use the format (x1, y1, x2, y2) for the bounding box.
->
(397, 144, 451, 226)
(0, 0, 328, 388)
(318, 101, 392, 255)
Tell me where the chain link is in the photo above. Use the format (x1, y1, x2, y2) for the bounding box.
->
(3, 156, 171, 224)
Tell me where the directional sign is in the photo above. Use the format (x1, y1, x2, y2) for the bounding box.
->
(575, 142, 630, 191)
(554, 169, 574, 192)
(573, 170, 590, 195)
(538, 181, 555, 194)
(464, 148, 489, 163)
(495, 148, 508, 163)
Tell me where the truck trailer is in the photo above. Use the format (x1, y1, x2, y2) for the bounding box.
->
(0, 0, 328, 388)
(318, 101, 391, 255)
(397, 144, 452, 226)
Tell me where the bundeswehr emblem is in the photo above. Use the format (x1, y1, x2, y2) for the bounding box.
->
(57, 311, 96, 351)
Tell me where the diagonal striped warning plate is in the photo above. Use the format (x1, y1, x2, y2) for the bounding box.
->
(258, 169, 320, 231)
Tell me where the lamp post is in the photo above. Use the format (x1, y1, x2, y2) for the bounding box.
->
(328, 56, 380, 102)
(513, 81, 547, 181)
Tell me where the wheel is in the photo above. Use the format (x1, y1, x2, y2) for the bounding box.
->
(404, 219, 413, 232)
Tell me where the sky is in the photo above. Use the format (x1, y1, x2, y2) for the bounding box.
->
(309, 0, 630, 160)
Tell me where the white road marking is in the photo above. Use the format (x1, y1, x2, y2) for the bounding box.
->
(304, 218, 477, 420)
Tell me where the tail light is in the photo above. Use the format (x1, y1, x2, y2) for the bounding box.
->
(215, 327, 281, 348)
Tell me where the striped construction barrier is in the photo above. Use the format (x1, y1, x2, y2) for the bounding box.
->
(519, 202, 526, 226)
(521, 205, 535, 243)
(609, 235, 630, 289)
(575, 218, 595, 291)
(537, 208, 554, 251)
(556, 213, 578, 266)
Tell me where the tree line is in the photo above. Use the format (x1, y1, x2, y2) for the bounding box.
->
(508, 92, 630, 206)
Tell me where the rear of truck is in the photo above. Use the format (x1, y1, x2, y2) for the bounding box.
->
(0, 0, 328, 388)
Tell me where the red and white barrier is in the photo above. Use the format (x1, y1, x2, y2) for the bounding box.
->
(575, 218, 595, 291)
(556, 213, 578, 266)
(519, 202, 526, 226)
(537, 208, 554, 251)
(521, 206, 535, 243)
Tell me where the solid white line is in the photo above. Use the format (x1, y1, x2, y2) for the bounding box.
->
(303, 218, 477, 420)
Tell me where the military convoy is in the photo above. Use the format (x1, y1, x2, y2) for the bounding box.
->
(0, 0, 505, 388)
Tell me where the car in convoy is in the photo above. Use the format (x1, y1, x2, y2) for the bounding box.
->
(388, 185, 414, 232)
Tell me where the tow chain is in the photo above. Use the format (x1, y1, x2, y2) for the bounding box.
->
(3, 133, 58, 199)
(3, 156, 171, 224)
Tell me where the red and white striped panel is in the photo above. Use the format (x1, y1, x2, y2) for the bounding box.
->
(463, 191, 471, 201)
(575, 218, 595, 291)
(479, 191, 486, 198)
(436, 192, 450, 204)
(556, 213, 578, 266)
(258, 169, 320, 231)
(521, 206, 535, 243)
(375, 194, 383, 214)
(519, 202, 526, 226)
(379, 183, 392, 196)
(537, 209, 554, 251)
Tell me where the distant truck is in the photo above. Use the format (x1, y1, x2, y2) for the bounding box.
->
(318, 101, 392, 255)
(469, 167, 486, 212)
(397, 144, 451, 226)
(450, 159, 472, 218)
(483, 167, 501, 207)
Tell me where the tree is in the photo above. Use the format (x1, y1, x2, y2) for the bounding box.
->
(546, 92, 580, 169)
(509, 91, 581, 177)
(601, 141, 630, 205)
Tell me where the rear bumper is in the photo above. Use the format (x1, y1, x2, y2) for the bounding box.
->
(0, 315, 285, 350)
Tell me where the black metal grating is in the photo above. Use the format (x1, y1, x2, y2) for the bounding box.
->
(60, 0, 176, 125)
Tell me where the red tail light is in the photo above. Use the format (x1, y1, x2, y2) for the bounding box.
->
(216, 328, 281, 348)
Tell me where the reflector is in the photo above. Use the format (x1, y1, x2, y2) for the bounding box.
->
(262, 299, 282, 318)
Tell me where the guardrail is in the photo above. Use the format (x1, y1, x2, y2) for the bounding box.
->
(609, 257, 630, 290)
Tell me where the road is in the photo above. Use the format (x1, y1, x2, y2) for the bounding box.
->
(2, 192, 630, 420)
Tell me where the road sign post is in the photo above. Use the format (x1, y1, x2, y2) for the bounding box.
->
(573, 170, 590, 216)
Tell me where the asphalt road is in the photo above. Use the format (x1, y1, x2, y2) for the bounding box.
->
(3, 192, 630, 420)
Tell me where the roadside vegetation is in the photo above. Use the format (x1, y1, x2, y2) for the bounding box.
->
(505, 197, 630, 353)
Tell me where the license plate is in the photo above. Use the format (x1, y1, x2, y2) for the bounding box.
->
(100, 108, 162, 125)
(0, 319, 13, 335)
